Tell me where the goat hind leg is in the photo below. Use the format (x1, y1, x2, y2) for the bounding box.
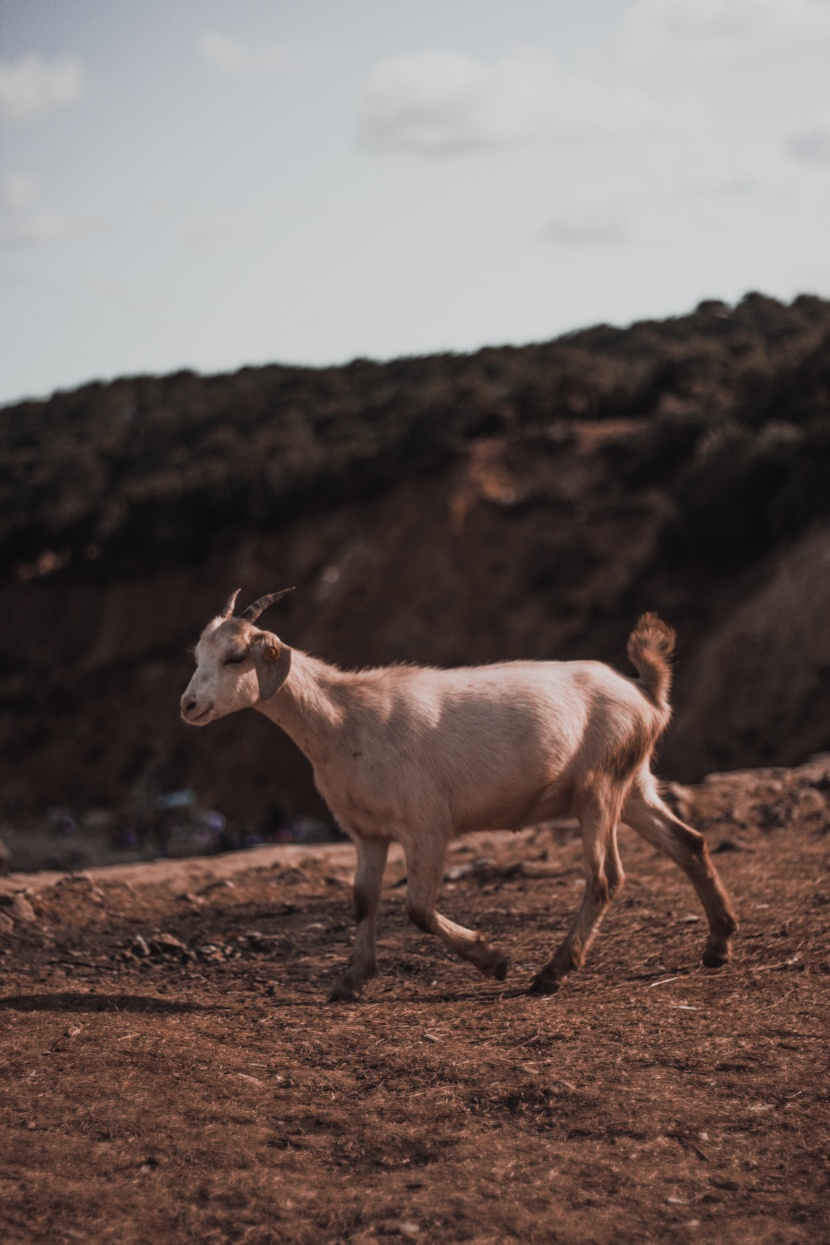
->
(623, 780, 737, 967)
(328, 837, 389, 1002)
(404, 838, 509, 981)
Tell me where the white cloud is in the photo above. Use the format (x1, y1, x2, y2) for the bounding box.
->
(0, 171, 38, 212)
(542, 140, 799, 246)
(784, 109, 830, 164)
(0, 53, 85, 124)
(357, 49, 698, 154)
(618, 0, 830, 64)
(1, 209, 74, 245)
(544, 193, 747, 247)
(179, 208, 256, 252)
(0, 170, 107, 246)
(543, 206, 634, 246)
(197, 31, 288, 75)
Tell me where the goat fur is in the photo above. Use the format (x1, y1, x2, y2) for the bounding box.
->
(181, 605, 737, 1000)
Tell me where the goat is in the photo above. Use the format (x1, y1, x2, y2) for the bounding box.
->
(181, 590, 737, 1000)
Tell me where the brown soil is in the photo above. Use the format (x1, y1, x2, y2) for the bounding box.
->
(1, 759, 829, 1244)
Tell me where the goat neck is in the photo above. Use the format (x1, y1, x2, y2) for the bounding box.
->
(253, 647, 346, 761)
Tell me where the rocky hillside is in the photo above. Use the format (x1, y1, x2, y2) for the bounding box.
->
(1, 292, 829, 835)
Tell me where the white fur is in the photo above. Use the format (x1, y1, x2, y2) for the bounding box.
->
(181, 606, 737, 999)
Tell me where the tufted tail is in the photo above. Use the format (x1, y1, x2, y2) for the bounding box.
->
(627, 612, 676, 717)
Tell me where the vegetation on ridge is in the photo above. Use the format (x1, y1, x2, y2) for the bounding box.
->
(2, 292, 830, 579)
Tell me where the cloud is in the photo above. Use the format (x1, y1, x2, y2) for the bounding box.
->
(542, 140, 796, 246)
(0, 170, 107, 246)
(357, 48, 697, 154)
(784, 110, 830, 164)
(197, 31, 288, 75)
(543, 206, 634, 246)
(542, 192, 734, 247)
(1, 209, 75, 245)
(0, 53, 85, 124)
(0, 171, 38, 212)
(617, 0, 830, 64)
(179, 208, 256, 252)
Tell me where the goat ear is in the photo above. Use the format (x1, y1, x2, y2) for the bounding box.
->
(250, 632, 292, 701)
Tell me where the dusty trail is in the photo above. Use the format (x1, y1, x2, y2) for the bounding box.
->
(1, 760, 829, 1244)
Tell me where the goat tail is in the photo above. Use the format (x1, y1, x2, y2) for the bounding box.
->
(627, 612, 676, 716)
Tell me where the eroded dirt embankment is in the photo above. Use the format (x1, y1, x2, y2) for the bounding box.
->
(3, 293, 830, 829)
(1, 759, 828, 1244)
(3, 434, 830, 833)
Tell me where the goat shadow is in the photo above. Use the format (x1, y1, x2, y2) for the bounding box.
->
(0, 991, 216, 1015)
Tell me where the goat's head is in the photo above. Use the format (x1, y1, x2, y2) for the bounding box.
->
(180, 588, 294, 726)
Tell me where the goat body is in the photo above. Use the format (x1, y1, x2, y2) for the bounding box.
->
(182, 599, 737, 1000)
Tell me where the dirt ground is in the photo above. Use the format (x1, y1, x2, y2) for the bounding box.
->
(1, 760, 829, 1245)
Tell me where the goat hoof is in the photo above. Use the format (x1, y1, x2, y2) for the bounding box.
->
(480, 951, 509, 981)
(327, 978, 362, 1003)
(471, 944, 509, 980)
(527, 972, 562, 996)
(702, 945, 730, 969)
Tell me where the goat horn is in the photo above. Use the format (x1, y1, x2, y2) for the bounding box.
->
(241, 587, 295, 623)
(219, 588, 241, 619)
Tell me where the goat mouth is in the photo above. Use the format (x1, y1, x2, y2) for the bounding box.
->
(183, 704, 213, 724)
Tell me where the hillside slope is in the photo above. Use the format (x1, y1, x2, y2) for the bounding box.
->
(1, 293, 829, 831)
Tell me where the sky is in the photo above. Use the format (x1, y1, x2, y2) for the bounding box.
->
(1, 0, 829, 406)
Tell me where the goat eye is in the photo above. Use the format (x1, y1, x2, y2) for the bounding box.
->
(224, 653, 247, 666)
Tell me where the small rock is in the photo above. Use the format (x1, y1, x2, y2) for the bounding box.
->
(199, 878, 236, 896)
(796, 788, 827, 822)
(196, 943, 226, 962)
(0, 912, 14, 934)
(10, 894, 37, 923)
(178, 891, 205, 906)
(149, 932, 189, 956)
(276, 867, 306, 885)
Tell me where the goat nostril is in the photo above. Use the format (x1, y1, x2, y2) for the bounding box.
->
(184, 699, 197, 714)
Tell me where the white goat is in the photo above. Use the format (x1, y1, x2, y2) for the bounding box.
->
(181, 590, 737, 1000)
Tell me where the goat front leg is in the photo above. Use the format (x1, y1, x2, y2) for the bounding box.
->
(530, 792, 624, 995)
(328, 837, 389, 1002)
(403, 834, 509, 982)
